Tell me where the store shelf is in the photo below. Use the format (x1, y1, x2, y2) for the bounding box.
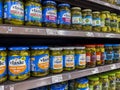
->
(1, 63, 120, 90)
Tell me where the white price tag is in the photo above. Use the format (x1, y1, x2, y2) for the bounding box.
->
(104, 3, 110, 6)
(46, 29, 57, 35)
(52, 75, 63, 83)
(0, 86, 4, 90)
(86, 32, 94, 37)
(111, 64, 116, 69)
(92, 68, 99, 74)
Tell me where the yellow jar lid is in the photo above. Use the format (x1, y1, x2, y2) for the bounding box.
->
(92, 11, 100, 14)
(101, 11, 110, 14)
(82, 9, 92, 12)
(71, 7, 81, 10)
(111, 13, 117, 16)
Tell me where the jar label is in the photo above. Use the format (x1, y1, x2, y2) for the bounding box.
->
(91, 53, 97, 62)
(75, 54, 86, 65)
(0, 56, 7, 78)
(111, 20, 117, 28)
(105, 18, 110, 26)
(43, 8, 57, 23)
(96, 52, 101, 61)
(31, 54, 49, 72)
(4, 1, 24, 20)
(58, 10, 71, 25)
(102, 82, 109, 88)
(25, 5, 42, 22)
(8, 56, 30, 76)
(86, 53, 91, 62)
(83, 15, 92, 25)
(101, 19, 105, 27)
(92, 18, 101, 26)
(72, 16, 82, 24)
(110, 80, 116, 88)
(63, 55, 75, 68)
(50, 56, 63, 69)
(114, 53, 119, 60)
(0, 2, 2, 18)
(105, 52, 114, 60)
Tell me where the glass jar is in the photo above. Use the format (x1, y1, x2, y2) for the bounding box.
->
(111, 13, 117, 33)
(115, 70, 120, 90)
(104, 44, 113, 64)
(92, 11, 101, 32)
(71, 7, 82, 30)
(117, 15, 120, 33)
(96, 44, 105, 66)
(25, 1, 42, 26)
(50, 47, 63, 74)
(86, 45, 96, 68)
(82, 9, 92, 31)
(0, 47, 7, 83)
(31, 46, 49, 77)
(43, 0, 57, 28)
(75, 47, 86, 69)
(63, 47, 75, 71)
(101, 11, 111, 32)
(112, 44, 120, 63)
(58, 4, 71, 29)
(0, 0, 2, 24)
(4, 0, 24, 25)
(8, 47, 30, 81)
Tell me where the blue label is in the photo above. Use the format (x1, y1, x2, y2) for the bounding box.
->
(43, 7, 57, 23)
(58, 10, 71, 25)
(50, 56, 63, 70)
(72, 15, 82, 24)
(92, 18, 101, 26)
(50, 84, 66, 90)
(75, 54, 86, 66)
(114, 53, 119, 60)
(31, 54, 49, 72)
(25, 5, 42, 22)
(83, 15, 92, 25)
(0, 56, 7, 78)
(0, 2, 3, 18)
(8, 56, 30, 76)
(105, 52, 114, 60)
(4, 1, 24, 20)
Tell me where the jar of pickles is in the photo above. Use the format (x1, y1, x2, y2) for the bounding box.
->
(82, 9, 92, 31)
(58, 4, 71, 29)
(71, 7, 82, 30)
(43, 0, 57, 28)
(63, 47, 75, 71)
(31, 46, 49, 77)
(0, 0, 2, 24)
(111, 13, 117, 32)
(0, 47, 7, 83)
(50, 47, 63, 74)
(86, 45, 96, 68)
(75, 47, 86, 69)
(115, 70, 120, 90)
(8, 47, 30, 81)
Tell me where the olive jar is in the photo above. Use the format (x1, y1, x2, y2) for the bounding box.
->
(111, 13, 117, 33)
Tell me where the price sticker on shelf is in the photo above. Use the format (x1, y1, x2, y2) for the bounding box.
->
(0, 86, 4, 90)
(52, 75, 63, 83)
(111, 64, 116, 69)
(86, 32, 94, 37)
(91, 68, 99, 74)
(46, 29, 57, 35)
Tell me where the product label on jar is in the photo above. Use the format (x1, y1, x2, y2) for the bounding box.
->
(8, 56, 30, 76)
(105, 18, 110, 26)
(31, 54, 49, 72)
(105, 51, 114, 60)
(86, 52, 91, 62)
(0, 56, 7, 78)
(101, 19, 105, 27)
(4, 1, 24, 20)
(72, 15, 82, 24)
(43, 8, 57, 23)
(58, 10, 71, 25)
(63, 55, 75, 68)
(92, 18, 101, 26)
(96, 52, 101, 61)
(50, 56, 63, 69)
(114, 53, 119, 60)
(0, 2, 2, 18)
(111, 20, 117, 28)
(25, 5, 42, 22)
(75, 54, 86, 65)
(110, 80, 116, 88)
(83, 15, 92, 25)
(102, 82, 109, 89)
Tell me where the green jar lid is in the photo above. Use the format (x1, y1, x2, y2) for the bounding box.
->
(92, 11, 100, 14)
(111, 13, 117, 16)
(88, 76, 99, 81)
(115, 70, 120, 74)
(99, 74, 108, 79)
(102, 11, 110, 14)
(71, 7, 81, 10)
(108, 72, 115, 76)
(82, 9, 92, 12)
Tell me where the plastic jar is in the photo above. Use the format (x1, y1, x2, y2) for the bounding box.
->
(92, 11, 101, 32)
(101, 11, 111, 32)
(82, 9, 92, 31)
(115, 70, 120, 90)
(96, 44, 105, 66)
(50, 47, 63, 74)
(4, 0, 24, 25)
(31, 46, 49, 77)
(86, 45, 96, 68)
(8, 47, 30, 81)
(75, 47, 86, 69)
(0, 0, 2, 24)
(58, 4, 71, 29)
(71, 7, 82, 30)
(25, 1, 42, 26)
(0, 47, 7, 83)
(43, 0, 57, 28)
(111, 13, 117, 32)
(63, 47, 75, 71)
(104, 44, 114, 64)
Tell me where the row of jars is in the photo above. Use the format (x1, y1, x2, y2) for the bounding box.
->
(101, 0, 120, 6)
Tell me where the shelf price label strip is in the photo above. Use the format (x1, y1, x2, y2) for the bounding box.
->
(0, 86, 4, 90)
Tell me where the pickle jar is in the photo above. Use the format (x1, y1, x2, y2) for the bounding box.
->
(82, 9, 92, 31)
(4, 0, 24, 25)
(112, 44, 120, 63)
(0, 0, 2, 24)
(71, 7, 82, 30)
(92, 11, 101, 32)
(50, 47, 63, 74)
(104, 44, 114, 64)
(111, 13, 117, 33)
(63, 47, 75, 71)
(31, 46, 49, 77)
(75, 78, 89, 90)
(117, 15, 120, 33)
(75, 47, 86, 69)
(43, 0, 57, 28)
(101, 11, 111, 32)
(58, 4, 71, 29)
(115, 70, 120, 90)
(85, 45, 96, 68)
(88, 76, 101, 90)
(0, 47, 7, 83)
(25, 1, 42, 26)
(8, 47, 30, 81)
(96, 44, 105, 66)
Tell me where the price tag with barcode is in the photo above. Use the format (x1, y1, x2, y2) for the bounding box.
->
(52, 75, 63, 83)
(0, 86, 4, 90)
(111, 64, 116, 69)
(92, 68, 99, 74)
